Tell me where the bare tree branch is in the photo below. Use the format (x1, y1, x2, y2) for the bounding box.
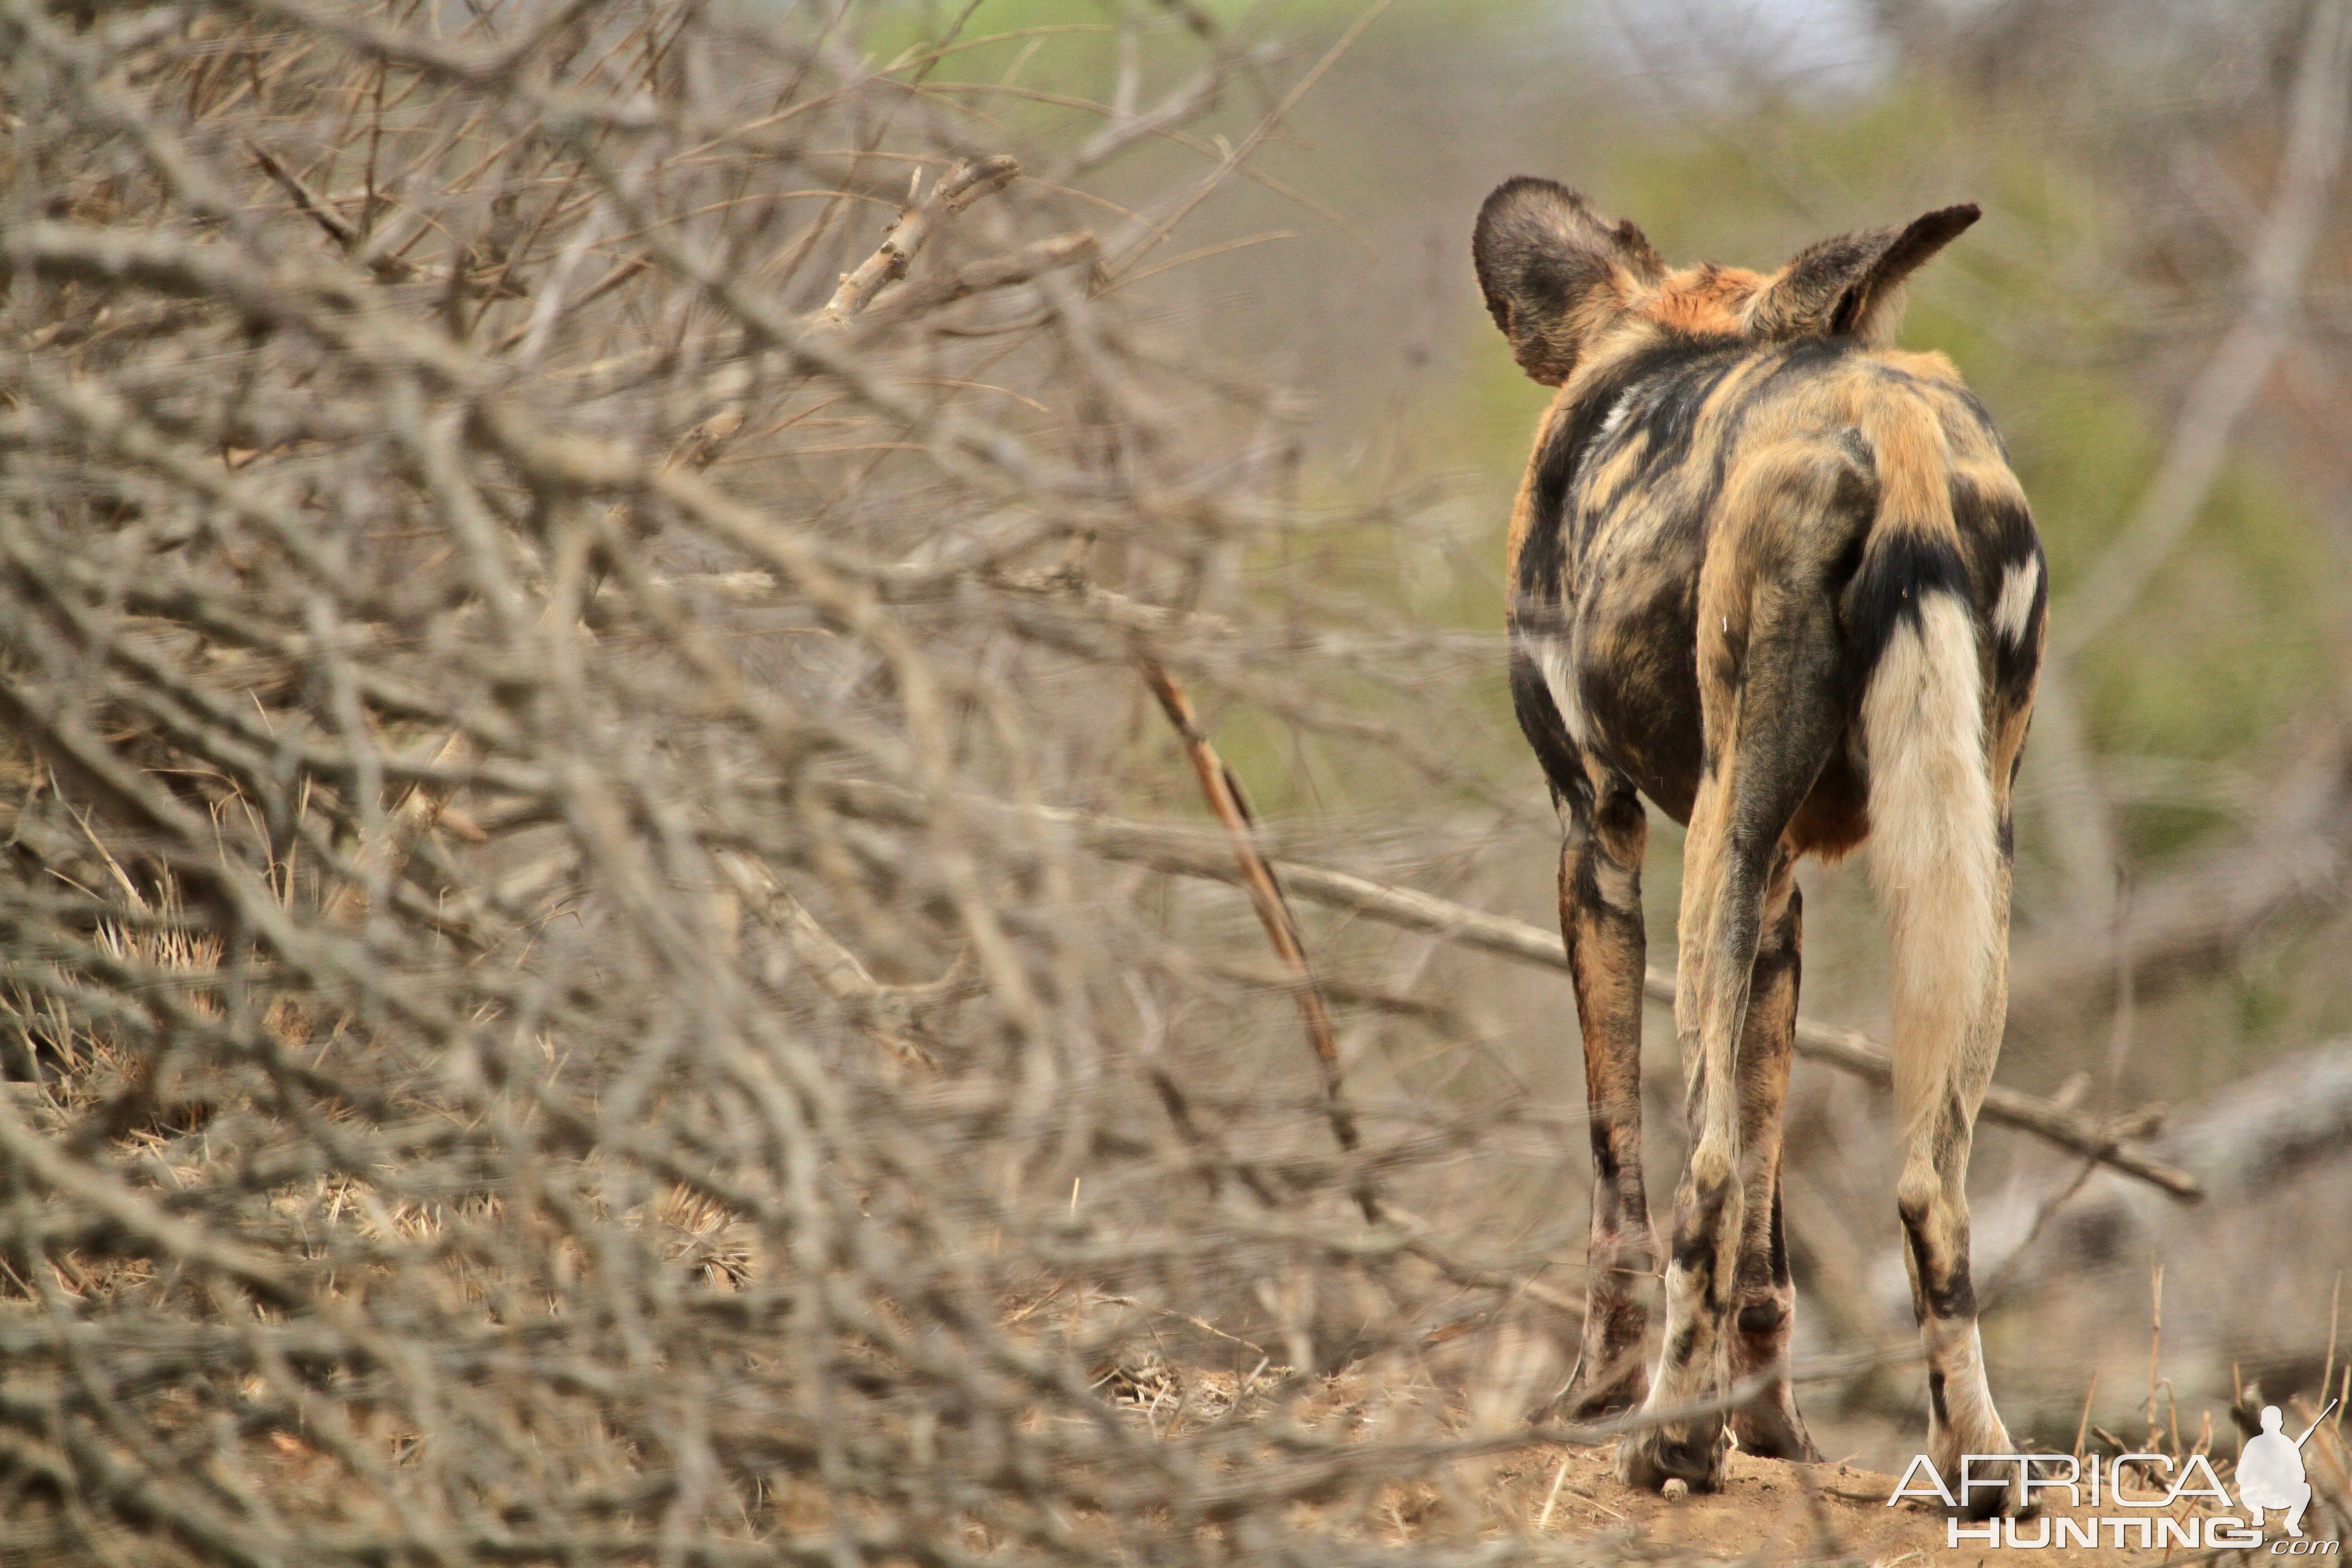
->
(1142, 660, 1377, 1221)
(2009, 719, 2352, 1038)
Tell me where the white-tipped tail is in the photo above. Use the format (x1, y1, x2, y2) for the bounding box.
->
(1863, 592, 1999, 1140)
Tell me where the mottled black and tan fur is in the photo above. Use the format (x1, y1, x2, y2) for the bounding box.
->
(1474, 178, 2044, 1511)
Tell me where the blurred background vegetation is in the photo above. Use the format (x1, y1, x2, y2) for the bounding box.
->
(882, 0, 2352, 1464)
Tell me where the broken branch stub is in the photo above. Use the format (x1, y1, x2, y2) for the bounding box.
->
(808, 154, 1023, 329)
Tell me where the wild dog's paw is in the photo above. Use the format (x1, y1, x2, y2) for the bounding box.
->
(1616, 1419, 1728, 1494)
(1541, 1353, 1649, 1426)
(1929, 1404, 2021, 1517)
(1929, 1442, 2031, 1519)
(1729, 1389, 1823, 1464)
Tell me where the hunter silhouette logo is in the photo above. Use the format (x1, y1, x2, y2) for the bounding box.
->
(2241, 1403, 2334, 1539)
(1888, 1397, 2341, 1552)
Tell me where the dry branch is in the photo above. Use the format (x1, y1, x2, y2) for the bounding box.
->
(2009, 718, 2352, 1035)
(5, 2, 2319, 1561)
(817, 779, 2205, 1199)
(1251, 855, 2203, 1200)
(1141, 660, 1376, 1220)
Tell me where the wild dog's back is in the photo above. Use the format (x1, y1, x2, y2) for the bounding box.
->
(1506, 320, 2042, 849)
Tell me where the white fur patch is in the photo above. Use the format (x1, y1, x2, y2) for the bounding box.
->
(1862, 593, 1998, 1146)
(1594, 392, 1632, 446)
(1924, 1318, 2012, 1467)
(1991, 556, 2041, 645)
(1537, 637, 1588, 750)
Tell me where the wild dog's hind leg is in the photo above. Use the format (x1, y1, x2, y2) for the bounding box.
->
(1895, 1006, 2011, 1511)
(1724, 848, 1823, 1462)
(1553, 773, 1658, 1420)
(1892, 847, 2018, 1515)
(1621, 567, 1847, 1494)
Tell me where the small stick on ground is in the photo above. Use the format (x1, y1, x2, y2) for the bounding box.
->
(2147, 1258, 2165, 1452)
(1534, 1449, 1570, 1532)
(2075, 1367, 2100, 1459)
(2326, 1269, 2342, 1418)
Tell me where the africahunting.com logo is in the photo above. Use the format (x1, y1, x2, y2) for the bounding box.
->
(1889, 1401, 2338, 1553)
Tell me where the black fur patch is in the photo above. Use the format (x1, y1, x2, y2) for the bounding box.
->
(1568, 852, 1643, 929)
(1767, 1183, 1791, 1287)
(1951, 473, 2038, 569)
(1576, 571, 1708, 821)
(1843, 529, 1972, 676)
(1595, 784, 1647, 844)
(1672, 1225, 1715, 1275)
(1609, 354, 1740, 481)
(1900, 1208, 1980, 1321)
(1935, 1264, 1978, 1322)
(1951, 475, 2045, 690)
(1589, 1123, 1620, 1183)
(1520, 335, 1742, 590)
(1671, 1171, 1734, 1274)
(1748, 938, 1799, 995)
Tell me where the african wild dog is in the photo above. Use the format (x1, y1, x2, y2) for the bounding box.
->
(1473, 179, 2042, 1511)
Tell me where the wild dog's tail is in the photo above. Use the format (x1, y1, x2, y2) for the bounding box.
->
(1848, 395, 1999, 1143)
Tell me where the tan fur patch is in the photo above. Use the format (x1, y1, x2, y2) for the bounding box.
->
(1639, 265, 1764, 336)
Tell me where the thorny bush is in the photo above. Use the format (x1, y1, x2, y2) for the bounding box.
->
(0, 1, 1688, 1563)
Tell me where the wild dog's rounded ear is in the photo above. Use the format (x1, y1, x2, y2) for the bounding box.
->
(1473, 177, 1664, 386)
(1744, 203, 1980, 345)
